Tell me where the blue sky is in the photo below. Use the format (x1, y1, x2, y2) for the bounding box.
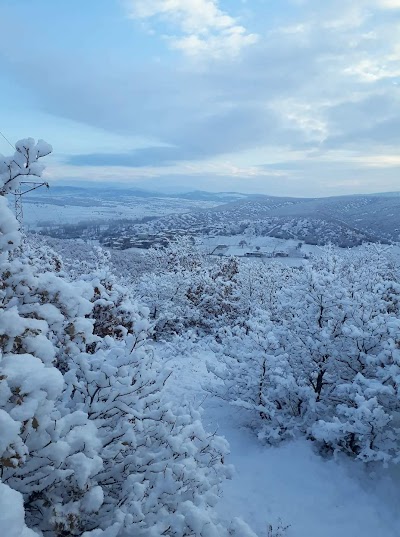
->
(0, 0, 399, 196)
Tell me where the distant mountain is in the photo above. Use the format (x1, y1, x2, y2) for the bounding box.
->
(26, 185, 252, 203)
(120, 192, 400, 246)
(172, 190, 252, 202)
(27, 185, 162, 200)
(365, 191, 400, 198)
(25, 185, 400, 246)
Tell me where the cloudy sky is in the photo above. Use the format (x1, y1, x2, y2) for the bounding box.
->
(0, 0, 399, 196)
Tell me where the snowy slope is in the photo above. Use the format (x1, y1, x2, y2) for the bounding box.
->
(163, 345, 400, 537)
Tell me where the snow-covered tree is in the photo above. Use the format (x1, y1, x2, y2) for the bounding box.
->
(0, 138, 52, 197)
(147, 237, 205, 274)
(62, 334, 233, 536)
(210, 247, 400, 462)
(285, 248, 400, 461)
(1, 139, 252, 536)
(135, 270, 189, 338)
(0, 140, 104, 536)
(185, 257, 240, 333)
(208, 308, 310, 443)
(136, 246, 240, 338)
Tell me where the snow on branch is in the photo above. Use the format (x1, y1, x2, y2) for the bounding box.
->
(0, 138, 52, 195)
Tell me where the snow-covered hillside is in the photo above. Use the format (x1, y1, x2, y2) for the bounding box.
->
(22, 189, 222, 228)
(1, 141, 400, 537)
(21, 187, 400, 246)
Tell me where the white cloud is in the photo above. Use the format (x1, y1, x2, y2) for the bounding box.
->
(343, 57, 400, 82)
(375, 0, 400, 8)
(353, 154, 400, 167)
(2, 0, 400, 195)
(126, 0, 258, 58)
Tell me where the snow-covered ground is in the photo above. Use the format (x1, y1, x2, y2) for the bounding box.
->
(23, 198, 220, 228)
(199, 235, 334, 256)
(197, 236, 316, 269)
(197, 235, 400, 269)
(163, 346, 400, 537)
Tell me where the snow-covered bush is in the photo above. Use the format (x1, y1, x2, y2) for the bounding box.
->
(147, 237, 205, 274)
(210, 247, 400, 463)
(185, 257, 240, 332)
(1, 139, 248, 536)
(71, 246, 151, 344)
(285, 249, 400, 461)
(0, 482, 37, 537)
(208, 309, 310, 444)
(311, 373, 396, 463)
(0, 140, 104, 535)
(0, 138, 52, 197)
(62, 335, 232, 536)
(136, 247, 242, 338)
(0, 196, 20, 259)
(135, 269, 189, 338)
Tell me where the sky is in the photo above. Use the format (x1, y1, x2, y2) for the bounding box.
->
(0, 0, 399, 197)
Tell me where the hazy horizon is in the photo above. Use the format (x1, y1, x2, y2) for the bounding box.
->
(30, 179, 400, 199)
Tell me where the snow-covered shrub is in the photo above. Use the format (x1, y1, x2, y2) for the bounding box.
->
(0, 196, 21, 259)
(209, 309, 311, 443)
(311, 374, 396, 463)
(73, 246, 151, 344)
(288, 249, 400, 461)
(185, 257, 240, 332)
(136, 248, 241, 338)
(63, 335, 233, 536)
(0, 140, 104, 535)
(0, 141, 51, 256)
(210, 247, 400, 462)
(134, 269, 189, 338)
(0, 142, 59, 472)
(24, 234, 64, 274)
(147, 236, 205, 274)
(0, 482, 37, 537)
(235, 261, 294, 322)
(134, 239, 210, 338)
(310, 282, 400, 463)
(138, 252, 241, 337)
(1, 352, 103, 535)
(0, 250, 96, 369)
(1, 140, 245, 536)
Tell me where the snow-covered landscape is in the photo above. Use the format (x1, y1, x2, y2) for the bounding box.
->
(23, 186, 400, 247)
(23, 187, 223, 229)
(2, 1, 400, 535)
(163, 344, 400, 537)
(1, 141, 400, 537)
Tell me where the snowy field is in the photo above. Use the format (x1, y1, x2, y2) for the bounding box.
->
(197, 235, 400, 268)
(164, 346, 400, 537)
(23, 197, 220, 228)
(200, 235, 338, 256)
